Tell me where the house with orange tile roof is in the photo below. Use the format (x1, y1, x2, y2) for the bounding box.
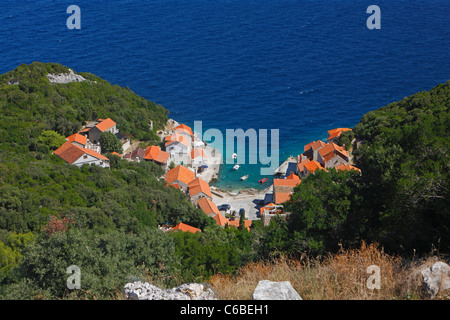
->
(213, 213, 229, 227)
(296, 159, 310, 173)
(87, 118, 118, 144)
(197, 198, 220, 217)
(272, 178, 301, 204)
(297, 160, 327, 178)
(317, 142, 349, 169)
(304, 140, 326, 161)
(285, 173, 300, 180)
(165, 165, 195, 192)
(191, 147, 208, 168)
(165, 132, 191, 156)
(334, 163, 361, 173)
(53, 141, 73, 157)
(327, 128, 352, 143)
(66, 133, 87, 148)
(172, 222, 201, 234)
(124, 147, 146, 162)
(144, 145, 170, 166)
(259, 203, 288, 226)
(210, 211, 252, 230)
(174, 123, 194, 139)
(54, 142, 110, 168)
(188, 177, 212, 203)
(227, 219, 252, 231)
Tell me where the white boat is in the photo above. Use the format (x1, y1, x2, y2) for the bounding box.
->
(233, 164, 240, 170)
(240, 174, 249, 181)
(232, 153, 237, 159)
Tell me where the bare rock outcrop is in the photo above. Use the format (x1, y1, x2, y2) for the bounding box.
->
(252, 280, 302, 300)
(47, 69, 88, 84)
(123, 281, 218, 300)
(421, 261, 450, 299)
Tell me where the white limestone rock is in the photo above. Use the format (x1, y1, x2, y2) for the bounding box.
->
(252, 280, 302, 300)
(123, 281, 218, 300)
(421, 261, 450, 298)
(47, 69, 87, 84)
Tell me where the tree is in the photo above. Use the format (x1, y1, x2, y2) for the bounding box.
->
(40, 215, 75, 237)
(284, 169, 361, 255)
(99, 131, 123, 154)
(11, 228, 179, 299)
(239, 209, 246, 230)
(0, 241, 22, 283)
(38, 130, 66, 150)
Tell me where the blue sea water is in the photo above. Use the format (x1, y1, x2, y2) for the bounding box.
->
(1, 0, 449, 191)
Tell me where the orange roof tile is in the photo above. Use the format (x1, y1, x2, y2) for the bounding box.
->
(145, 145, 170, 164)
(66, 133, 87, 146)
(260, 202, 276, 214)
(54, 143, 85, 164)
(53, 141, 73, 156)
(198, 198, 220, 216)
(297, 159, 310, 172)
(304, 140, 326, 152)
(188, 177, 212, 199)
(273, 178, 301, 205)
(286, 173, 300, 180)
(227, 220, 240, 228)
(327, 128, 352, 141)
(174, 124, 193, 136)
(274, 192, 293, 204)
(145, 145, 159, 159)
(334, 163, 361, 173)
(165, 165, 195, 185)
(172, 222, 200, 234)
(318, 142, 348, 160)
(95, 118, 116, 132)
(54, 143, 108, 164)
(213, 213, 229, 227)
(165, 132, 190, 148)
(304, 160, 326, 173)
(165, 183, 181, 189)
(273, 178, 301, 188)
(226, 219, 251, 231)
(191, 148, 207, 159)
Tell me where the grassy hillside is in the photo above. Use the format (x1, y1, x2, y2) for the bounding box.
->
(210, 242, 448, 300)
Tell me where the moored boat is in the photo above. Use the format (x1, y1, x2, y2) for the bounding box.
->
(259, 177, 268, 184)
(240, 174, 249, 181)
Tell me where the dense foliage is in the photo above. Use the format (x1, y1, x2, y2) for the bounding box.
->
(285, 81, 450, 255)
(0, 61, 168, 144)
(0, 63, 258, 299)
(99, 132, 123, 154)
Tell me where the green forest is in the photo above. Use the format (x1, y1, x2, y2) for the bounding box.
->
(0, 62, 448, 299)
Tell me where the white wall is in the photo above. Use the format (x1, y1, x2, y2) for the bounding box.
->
(73, 154, 110, 168)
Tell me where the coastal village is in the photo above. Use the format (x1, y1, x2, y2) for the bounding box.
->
(53, 118, 361, 233)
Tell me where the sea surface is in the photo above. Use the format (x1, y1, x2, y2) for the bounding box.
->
(1, 0, 449, 191)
